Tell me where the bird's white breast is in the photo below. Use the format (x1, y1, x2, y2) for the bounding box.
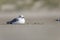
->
(18, 18, 25, 24)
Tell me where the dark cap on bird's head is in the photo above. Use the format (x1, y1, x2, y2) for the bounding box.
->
(19, 15, 24, 18)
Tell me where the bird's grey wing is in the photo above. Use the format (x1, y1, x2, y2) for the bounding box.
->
(11, 18, 18, 22)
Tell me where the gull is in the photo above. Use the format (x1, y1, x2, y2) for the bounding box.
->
(7, 15, 25, 24)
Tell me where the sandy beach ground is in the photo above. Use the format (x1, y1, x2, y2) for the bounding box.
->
(0, 10, 60, 40)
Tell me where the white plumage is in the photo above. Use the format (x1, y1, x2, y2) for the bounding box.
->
(16, 15, 25, 24)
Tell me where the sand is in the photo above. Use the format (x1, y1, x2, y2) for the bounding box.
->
(0, 10, 60, 40)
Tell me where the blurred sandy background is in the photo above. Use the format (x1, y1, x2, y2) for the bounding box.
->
(0, 0, 60, 40)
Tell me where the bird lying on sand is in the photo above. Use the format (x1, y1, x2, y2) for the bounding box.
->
(56, 18, 60, 21)
(7, 15, 25, 24)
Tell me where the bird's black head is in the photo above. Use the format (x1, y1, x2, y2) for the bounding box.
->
(18, 15, 24, 18)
